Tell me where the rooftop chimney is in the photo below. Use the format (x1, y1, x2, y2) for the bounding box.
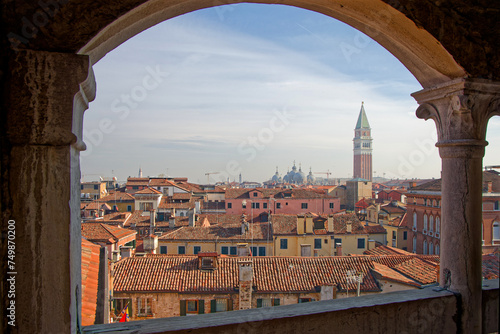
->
(238, 260, 253, 310)
(240, 214, 248, 235)
(150, 209, 156, 228)
(169, 216, 175, 229)
(336, 244, 342, 256)
(327, 215, 334, 233)
(188, 209, 195, 227)
(487, 181, 493, 193)
(346, 222, 352, 234)
(143, 235, 158, 254)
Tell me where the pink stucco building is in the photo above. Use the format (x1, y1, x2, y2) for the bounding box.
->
(225, 188, 341, 216)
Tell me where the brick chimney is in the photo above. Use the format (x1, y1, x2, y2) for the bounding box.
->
(188, 209, 196, 227)
(169, 216, 175, 229)
(486, 181, 493, 193)
(336, 243, 342, 256)
(327, 215, 334, 232)
(238, 260, 253, 310)
(150, 209, 156, 228)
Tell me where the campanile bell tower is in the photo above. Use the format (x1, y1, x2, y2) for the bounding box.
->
(353, 102, 372, 181)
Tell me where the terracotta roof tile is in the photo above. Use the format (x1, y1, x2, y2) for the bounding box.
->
(81, 223, 137, 243)
(134, 187, 162, 195)
(113, 256, 381, 293)
(81, 238, 101, 326)
(482, 253, 499, 279)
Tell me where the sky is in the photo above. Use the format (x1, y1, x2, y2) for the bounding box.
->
(81, 4, 500, 184)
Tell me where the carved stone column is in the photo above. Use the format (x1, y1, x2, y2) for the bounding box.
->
(1, 49, 95, 333)
(412, 78, 500, 333)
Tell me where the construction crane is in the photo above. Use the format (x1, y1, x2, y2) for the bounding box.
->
(205, 172, 220, 184)
(314, 171, 332, 179)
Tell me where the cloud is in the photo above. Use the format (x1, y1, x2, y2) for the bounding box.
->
(82, 5, 483, 182)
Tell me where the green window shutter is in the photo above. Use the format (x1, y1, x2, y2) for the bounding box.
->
(199, 300, 205, 314)
(180, 300, 186, 316)
(273, 299, 280, 306)
(228, 299, 233, 311)
(257, 299, 262, 308)
(211, 300, 216, 313)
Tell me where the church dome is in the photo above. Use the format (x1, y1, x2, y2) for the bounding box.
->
(307, 168, 315, 184)
(293, 166, 306, 184)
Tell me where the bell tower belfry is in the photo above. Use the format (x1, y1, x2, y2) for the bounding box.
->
(353, 102, 373, 181)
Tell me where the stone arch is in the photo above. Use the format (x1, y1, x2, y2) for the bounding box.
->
(76, 0, 465, 88)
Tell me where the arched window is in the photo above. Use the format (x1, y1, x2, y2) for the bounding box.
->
(493, 222, 500, 241)
(429, 215, 434, 233)
(423, 214, 428, 233)
(436, 244, 440, 255)
(429, 242, 433, 255)
(436, 217, 440, 236)
(412, 236, 417, 253)
(423, 240, 428, 255)
(413, 212, 417, 230)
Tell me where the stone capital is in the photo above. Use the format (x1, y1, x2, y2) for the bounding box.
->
(411, 78, 500, 158)
(6, 49, 96, 148)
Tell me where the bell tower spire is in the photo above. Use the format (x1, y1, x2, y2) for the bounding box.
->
(353, 102, 373, 181)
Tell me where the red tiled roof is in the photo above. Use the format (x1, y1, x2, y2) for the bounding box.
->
(172, 193, 192, 200)
(371, 262, 420, 287)
(113, 256, 381, 293)
(81, 238, 101, 326)
(87, 212, 132, 225)
(380, 204, 406, 215)
(364, 245, 413, 256)
(82, 202, 111, 211)
(99, 191, 135, 202)
(134, 187, 162, 195)
(126, 178, 150, 186)
(482, 253, 500, 279)
(81, 223, 137, 243)
(158, 222, 272, 241)
(393, 257, 437, 285)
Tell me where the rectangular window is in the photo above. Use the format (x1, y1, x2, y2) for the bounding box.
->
(127, 205, 132, 212)
(133, 186, 139, 190)
(186, 300, 198, 314)
(80, 184, 84, 190)
(227, 202, 232, 209)
(263, 203, 268, 209)
(314, 238, 322, 249)
(113, 298, 132, 318)
(257, 298, 280, 308)
(392, 231, 396, 239)
(334, 238, 342, 248)
(357, 238, 366, 249)
(298, 298, 313, 303)
(137, 297, 152, 316)
(403, 231, 408, 240)
(258, 247, 266, 256)
(280, 238, 288, 249)
(229, 246, 237, 255)
(252, 202, 260, 209)
(495, 201, 500, 211)
(276, 203, 281, 209)
(301, 203, 308, 209)
(194, 246, 201, 255)
(251, 246, 258, 256)
(221, 246, 229, 255)
(242, 202, 246, 209)
(253, 192, 258, 197)
(178, 246, 186, 255)
(180, 300, 204, 316)
(160, 246, 167, 254)
(94, 184, 98, 190)
(213, 299, 228, 312)
(329, 203, 334, 209)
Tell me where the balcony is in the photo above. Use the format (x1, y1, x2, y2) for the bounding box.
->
(83, 280, 498, 334)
